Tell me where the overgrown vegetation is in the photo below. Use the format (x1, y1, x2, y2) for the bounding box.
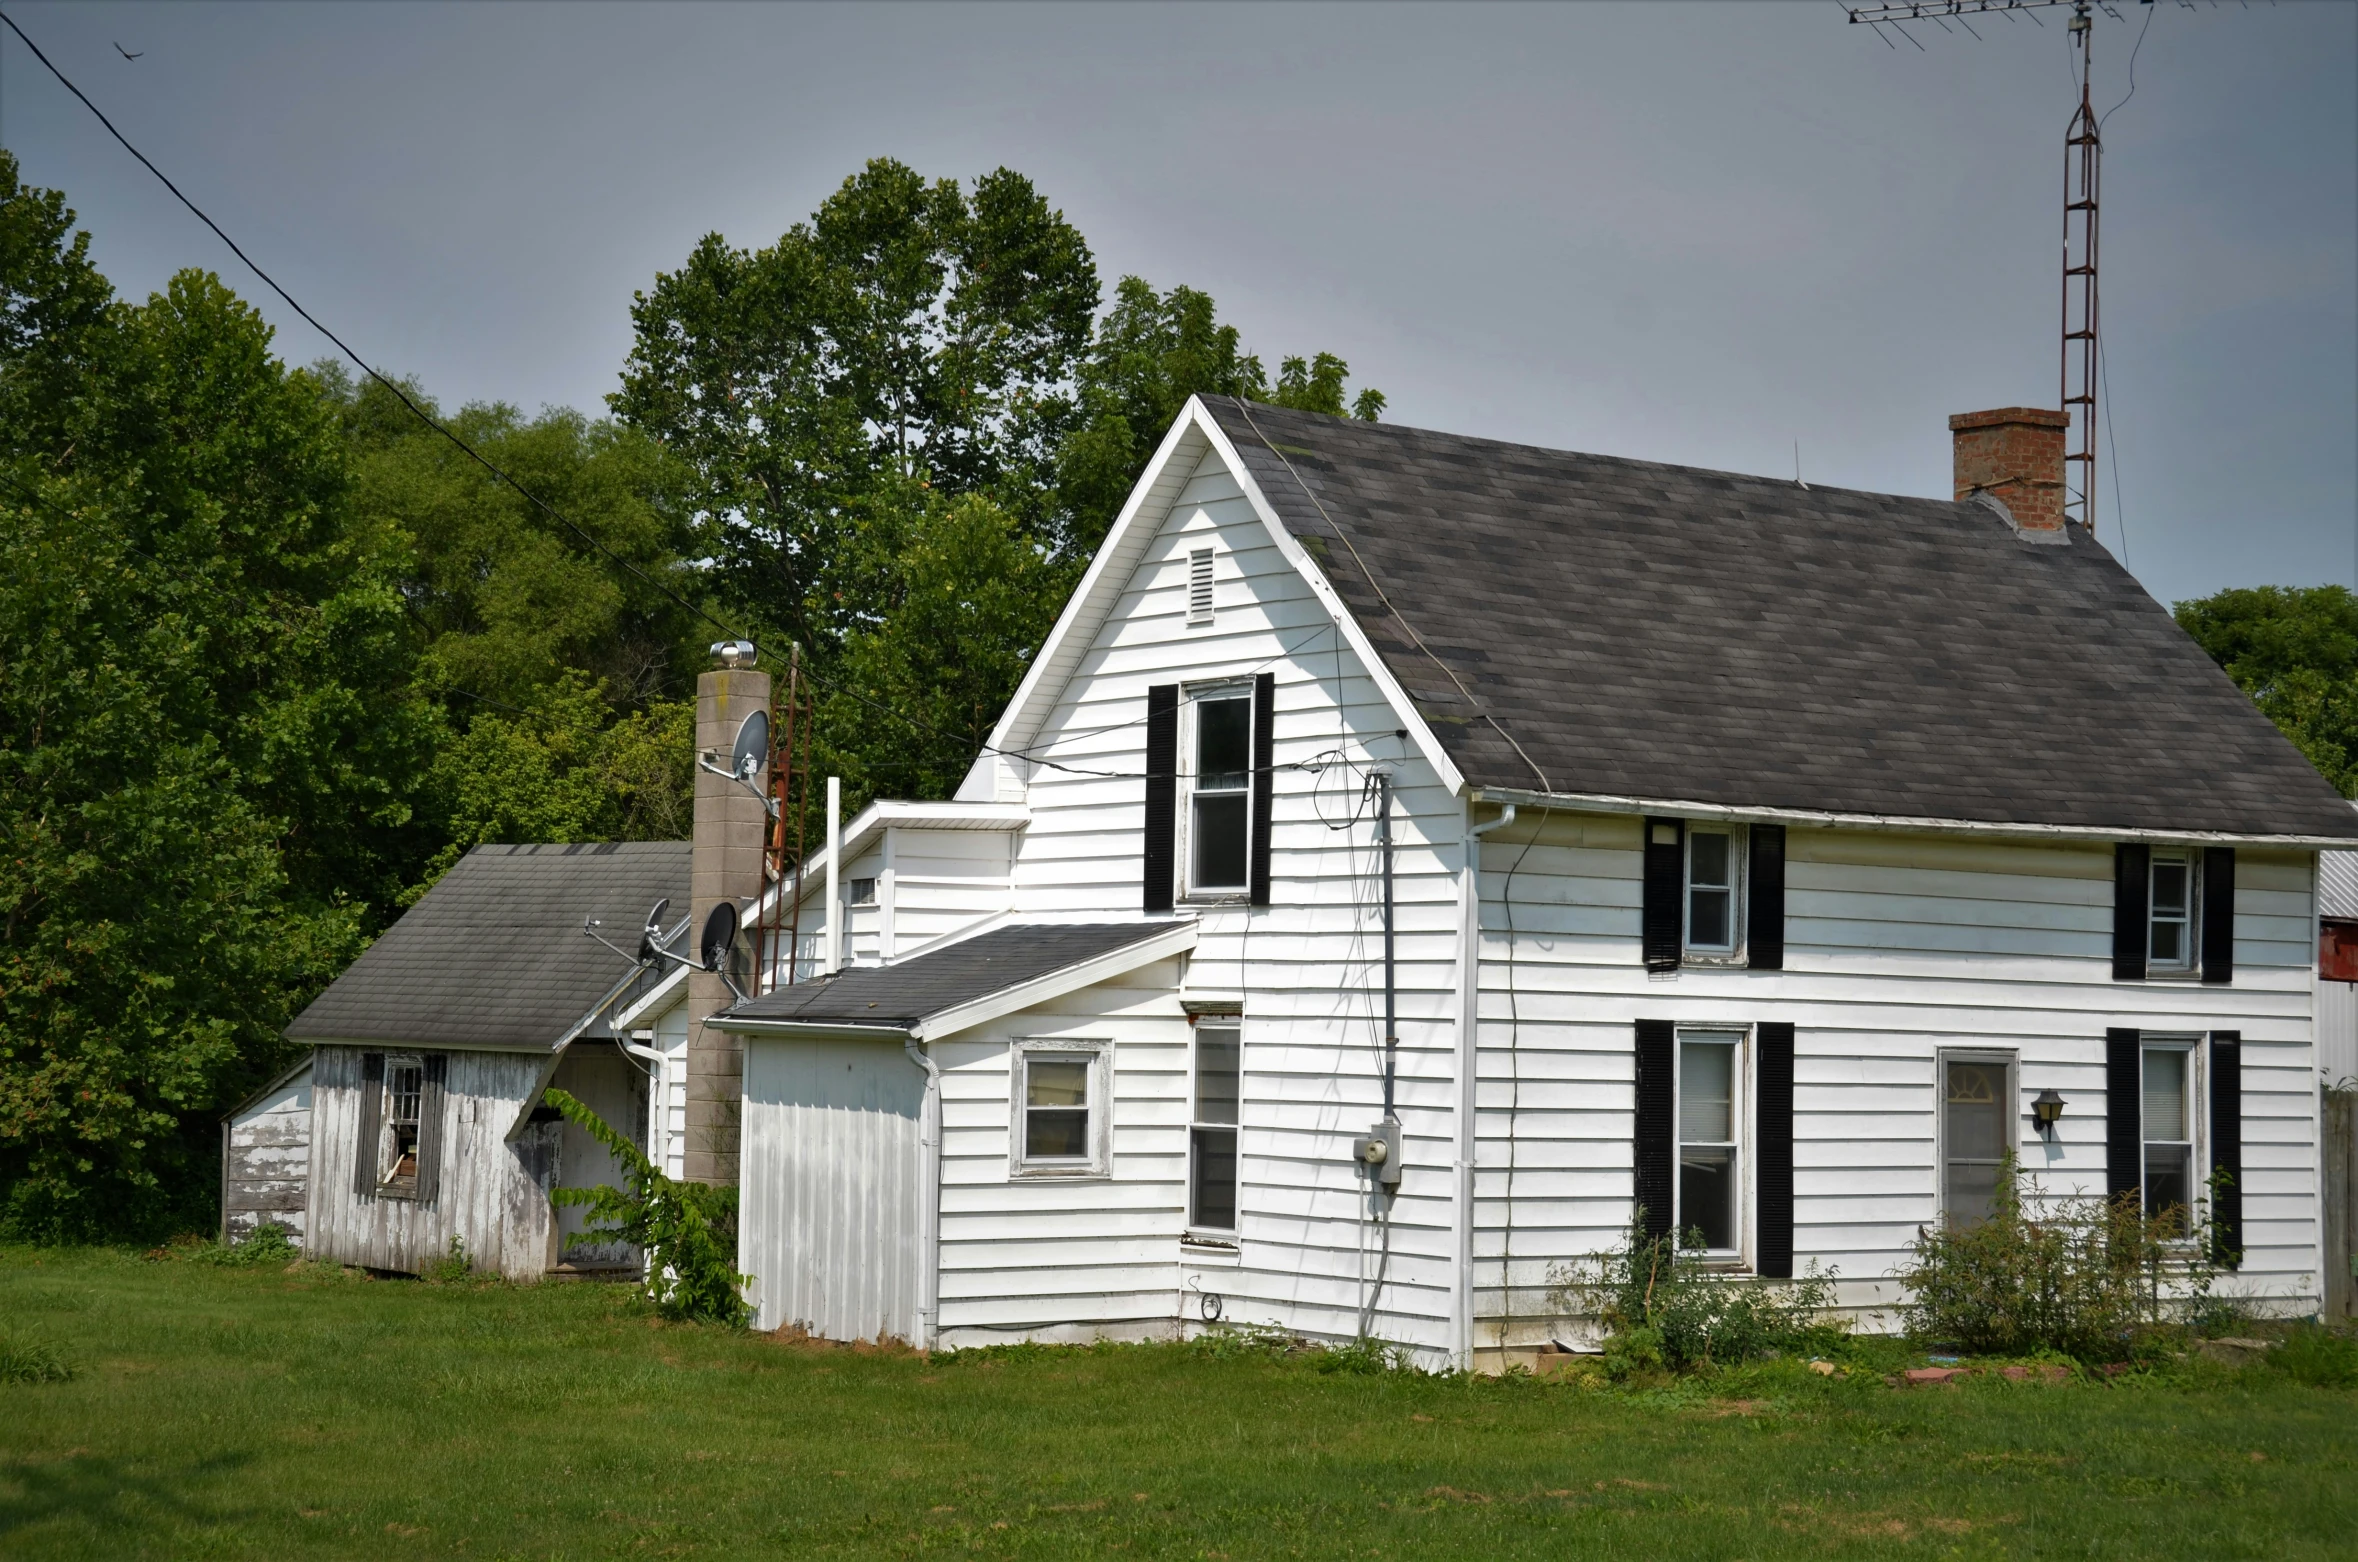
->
(2176, 583, 2358, 796)
(545, 1088, 746, 1325)
(189, 1222, 299, 1268)
(0, 1329, 72, 1385)
(1549, 1217, 1843, 1377)
(1898, 1154, 2235, 1361)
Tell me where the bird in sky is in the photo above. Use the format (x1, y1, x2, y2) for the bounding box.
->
(114, 42, 142, 60)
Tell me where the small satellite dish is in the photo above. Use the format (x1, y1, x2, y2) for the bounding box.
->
(635, 898, 671, 963)
(699, 902, 740, 977)
(730, 708, 771, 785)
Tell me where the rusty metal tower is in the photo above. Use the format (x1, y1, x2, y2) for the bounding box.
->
(1846, 0, 2152, 536)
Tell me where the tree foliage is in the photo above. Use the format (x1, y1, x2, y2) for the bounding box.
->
(2176, 584, 2358, 796)
(0, 153, 434, 1239)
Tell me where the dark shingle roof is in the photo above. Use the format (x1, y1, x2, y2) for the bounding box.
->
(1205, 398, 2358, 840)
(719, 923, 1185, 1031)
(287, 843, 690, 1050)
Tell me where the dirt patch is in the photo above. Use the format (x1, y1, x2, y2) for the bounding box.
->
(1705, 1398, 1770, 1417)
(1424, 1486, 1492, 1504)
(768, 1324, 923, 1357)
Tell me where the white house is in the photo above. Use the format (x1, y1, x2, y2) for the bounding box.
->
(676, 397, 2358, 1370)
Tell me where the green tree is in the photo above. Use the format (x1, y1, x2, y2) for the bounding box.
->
(1055, 278, 1384, 555)
(0, 153, 435, 1238)
(2175, 585, 2358, 796)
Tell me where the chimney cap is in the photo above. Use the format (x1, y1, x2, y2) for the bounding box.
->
(710, 640, 758, 669)
(1948, 407, 2068, 433)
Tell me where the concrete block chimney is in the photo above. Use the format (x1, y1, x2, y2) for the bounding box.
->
(685, 645, 770, 1186)
(1949, 407, 2069, 534)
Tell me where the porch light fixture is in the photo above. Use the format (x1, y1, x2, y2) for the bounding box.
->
(2031, 1088, 2066, 1135)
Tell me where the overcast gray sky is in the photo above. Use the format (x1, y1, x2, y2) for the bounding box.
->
(3, 0, 2351, 607)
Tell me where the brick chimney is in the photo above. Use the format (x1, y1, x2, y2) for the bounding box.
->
(685, 645, 770, 1186)
(1949, 407, 2069, 534)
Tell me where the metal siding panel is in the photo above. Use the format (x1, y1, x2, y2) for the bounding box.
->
(743, 1037, 921, 1342)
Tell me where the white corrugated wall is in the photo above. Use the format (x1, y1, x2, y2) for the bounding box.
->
(740, 1035, 923, 1341)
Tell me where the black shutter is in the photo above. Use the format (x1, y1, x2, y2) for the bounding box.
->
(1749, 825, 1786, 971)
(2202, 847, 2236, 985)
(1756, 1022, 1796, 1278)
(1143, 684, 1178, 914)
(2105, 1028, 2141, 1203)
(2113, 843, 2149, 981)
(354, 1050, 384, 1198)
(416, 1053, 448, 1207)
(1248, 672, 1274, 907)
(1642, 818, 1684, 972)
(2210, 1031, 2243, 1269)
(1634, 1019, 1676, 1240)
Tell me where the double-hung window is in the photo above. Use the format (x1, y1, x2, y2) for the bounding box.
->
(1185, 688, 1253, 896)
(1188, 1023, 1241, 1233)
(1013, 1041, 1110, 1177)
(2148, 852, 2197, 975)
(1684, 826, 1741, 958)
(1676, 1029, 1744, 1253)
(2141, 1039, 2197, 1222)
(380, 1055, 424, 1190)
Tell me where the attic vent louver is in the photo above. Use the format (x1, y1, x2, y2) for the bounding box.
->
(1186, 547, 1215, 627)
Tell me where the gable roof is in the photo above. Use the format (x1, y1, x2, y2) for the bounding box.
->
(286, 842, 690, 1051)
(713, 921, 1193, 1041)
(1181, 397, 2357, 842)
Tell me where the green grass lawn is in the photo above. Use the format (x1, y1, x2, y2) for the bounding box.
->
(2, 1246, 2354, 1560)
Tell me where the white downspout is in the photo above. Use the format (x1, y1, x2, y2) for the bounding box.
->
(824, 776, 842, 974)
(1457, 801, 1516, 1372)
(904, 1036, 942, 1351)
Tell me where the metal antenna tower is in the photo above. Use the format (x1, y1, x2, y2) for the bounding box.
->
(1846, 0, 2156, 535)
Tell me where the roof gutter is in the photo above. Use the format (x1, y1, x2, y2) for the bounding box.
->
(1469, 786, 2358, 851)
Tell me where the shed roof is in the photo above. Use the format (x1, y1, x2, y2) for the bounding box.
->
(1202, 398, 2358, 841)
(286, 842, 690, 1051)
(716, 922, 1188, 1036)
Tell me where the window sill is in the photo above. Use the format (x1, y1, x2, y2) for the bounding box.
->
(373, 1181, 418, 1202)
(1180, 893, 1252, 908)
(1182, 1236, 1242, 1265)
(1679, 952, 1747, 970)
(1009, 1165, 1110, 1182)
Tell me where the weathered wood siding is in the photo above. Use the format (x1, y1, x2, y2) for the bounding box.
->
(306, 1044, 560, 1279)
(741, 1034, 923, 1340)
(1468, 815, 2325, 1349)
(990, 447, 1467, 1360)
(550, 1041, 648, 1269)
(223, 1062, 311, 1246)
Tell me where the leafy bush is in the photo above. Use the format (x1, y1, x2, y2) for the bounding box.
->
(1550, 1218, 1840, 1375)
(0, 1333, 72, 1384)
(2268, 1326, 2358, 1389)
(422, 1233, 474, 1283)
(1899, 1154, 2229, 1360)
(545, 1087, 747, 1326)
(186, 1222, 300, 1268)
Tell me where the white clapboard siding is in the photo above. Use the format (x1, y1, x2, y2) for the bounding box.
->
(647, 998, 690, 1180)
(988, 447, 1467, 1359)
(1468, 814, 2324, 1347)
(781, 830, 1015, 980)
(223, 1062, 312, 1246)
(741, 1034, 922, 1341)
(308, 1044, 562, 1279)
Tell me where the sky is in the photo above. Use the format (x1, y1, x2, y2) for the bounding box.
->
(2, 0, 2352, 609)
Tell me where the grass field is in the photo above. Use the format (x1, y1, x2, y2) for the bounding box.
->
(3, 1245, 2355, 1560)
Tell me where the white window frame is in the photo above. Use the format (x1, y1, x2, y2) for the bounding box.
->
(1936, 1048, 2018, 1229)
(2139, 1034, 2205, 1227)
(1186, 546, 1216, 628)
(1672, 1026, 1750, 1265)
(378, 1052, 425, 1194)
(1682, 823, 1746, 961)
(1009, 1037, 1112, 1179)
(2147, 850, 2200, 977)
(1178, 682, 1255, 903)
(1186, 1020, 1243, 1238)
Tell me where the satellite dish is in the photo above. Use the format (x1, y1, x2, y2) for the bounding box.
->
(635, 898, 670, 963)
(699, 902, 740, 977)
(730, 708, 771, 785)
